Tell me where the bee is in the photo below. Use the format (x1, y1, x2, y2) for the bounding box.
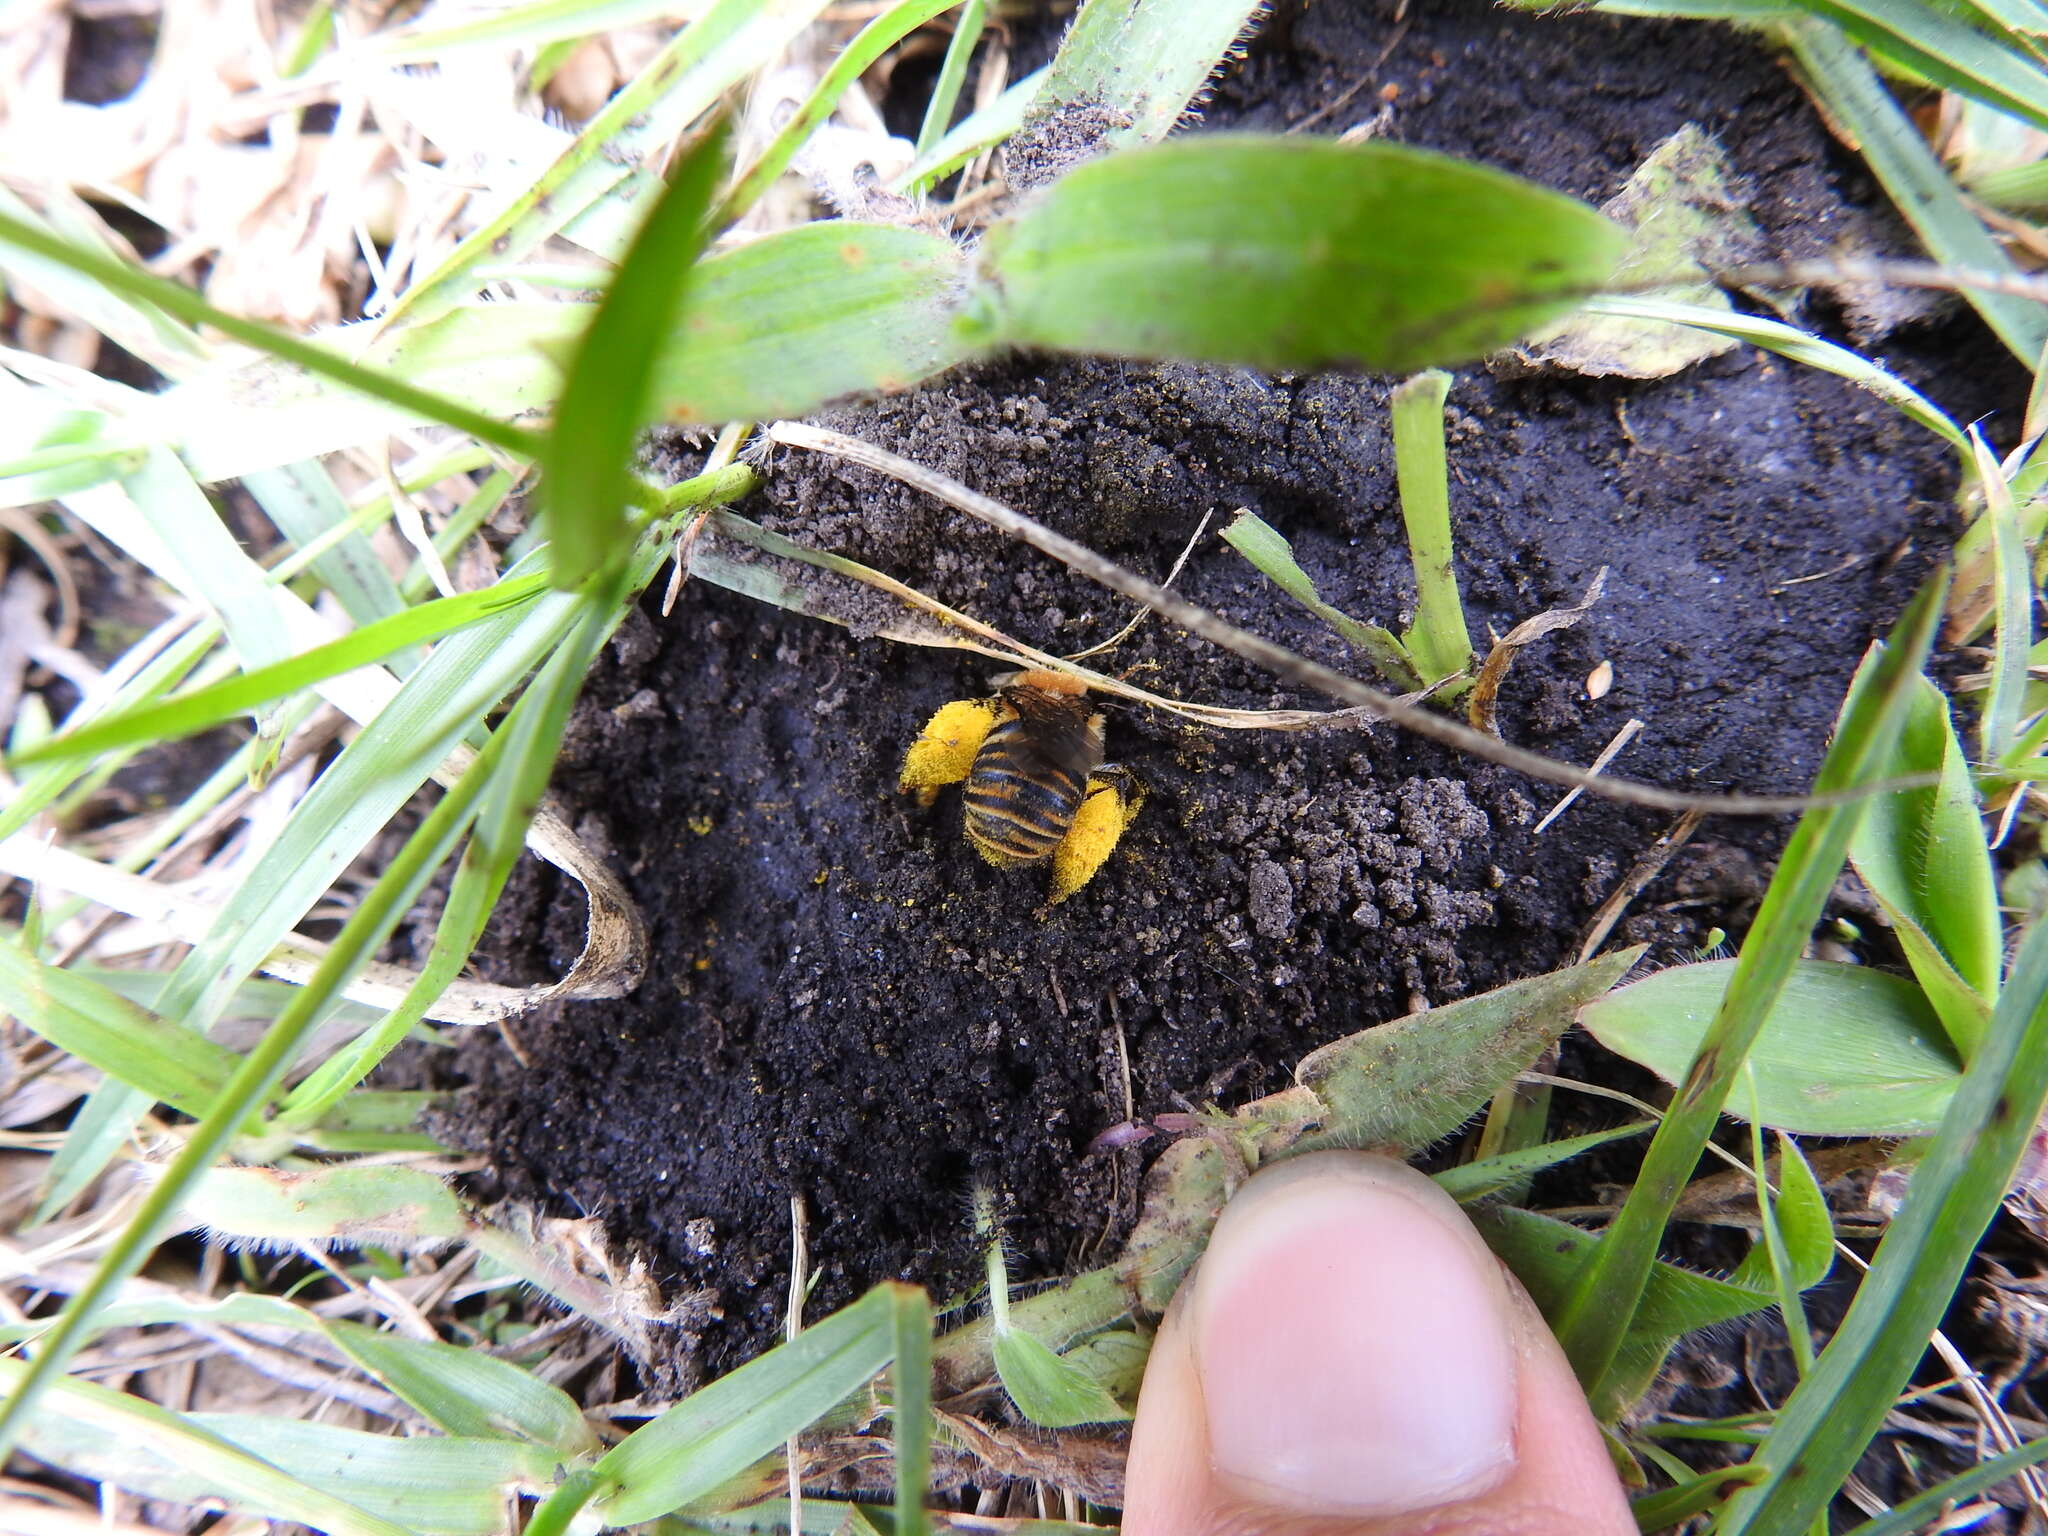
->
(899, 670, 1144, 905)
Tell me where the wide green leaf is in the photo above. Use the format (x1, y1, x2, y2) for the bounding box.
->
(973, 136, 1626, 372)
(650, 223, 972, 423)
(1580, 959, 1963, 1136)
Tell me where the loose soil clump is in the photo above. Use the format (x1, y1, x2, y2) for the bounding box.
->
(445, 0, 2016, 1380)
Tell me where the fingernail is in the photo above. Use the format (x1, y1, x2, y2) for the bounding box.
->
(1189, 1152, 1518, 1517)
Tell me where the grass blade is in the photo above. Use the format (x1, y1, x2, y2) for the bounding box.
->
(894, 66, 1045, 193)
(714, 0, 964, 228)
(890, 1286, 933, 1536)
(10, 575, 550, 766)
(915, 0, 988, 161)
(1025, 0, 1267, 156)
(1836, 1434, 2048, 1536)
(1802, 0, 2048, 133)
(1219, 509, 1419, 687)
(590, 1284, 905, 1525)
(0, 207, 541, 457)
(1391, 369, 1473, 685)
(0, 698, 523, 1457)
(1550, 571, 1946, 1403)
(1719, 916, 2048, 1531)
(0, 942, 238, 1115)
(190, 1416, 555, 1535)
(317, 1320, 601, 1454)
(1778, 16, 2048, 364)
(243, 461, 409, 630)
(2, 1359, 416, 1536)
(1579, 296, 1965, 452)
(543, 115, 728, 587)
(378, 0, 826, 326)
(380, 0, 706, 55)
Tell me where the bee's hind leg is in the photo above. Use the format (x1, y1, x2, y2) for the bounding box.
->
(1046, 765, 1147, 906)
(898, 698, 1003, 806)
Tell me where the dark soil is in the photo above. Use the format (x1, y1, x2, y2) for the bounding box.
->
(444, 0, 2022, 1395)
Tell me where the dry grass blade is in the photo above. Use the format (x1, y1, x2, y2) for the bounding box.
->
(1467, 568, 1607, 736)
(764, 421, 1939, 817)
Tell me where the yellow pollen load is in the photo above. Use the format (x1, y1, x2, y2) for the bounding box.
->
(1049, 775, 1146, 905)
(898, 698, 1001, 801)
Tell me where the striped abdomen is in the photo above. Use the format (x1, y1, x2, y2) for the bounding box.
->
(962, 717, 1087, 866)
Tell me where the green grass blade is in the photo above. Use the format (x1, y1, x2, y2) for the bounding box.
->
(2, 1359, 417, 1536)
(0, 942, 238, 1115)
(1551, 571, 1946, 1404)
(0, 185, 206, 372)
(0, 207, 542, 457)
(1219, 509, 1419, 687)
(894, 66, 1045, 193)
(1433, 1123, 1655, 1203)
(380, 0, 705, 55)
(1580, 296, 1965, 452)
(890, 1286, 933, 1536)
(1778, 16, 2048, 364)
(322, 1319, 600, 1454)
(1836, 1434, 2048, 1536)
(272, 467, 749, 1134)
(1979, 427, 2035, 769)
(0, 618, 216, 844)
(191, 1416, 557, 1535)
(1719, 916, 2048, 1532)
(1630, 1466, 1770, 1531)
(590, 1284, 905, 1525)
(184, 1164, 469, 1248)
(1391, 369, 1472, 685)
(379, 0, 827, 328)
(915, 0, 988, 161)
(243, 461, 409, 630)
(31, 558, 578, 1215)
(109, 448, 296, 709)
(10, 575, 549, 767)
(544, 115, 728, 588)
(1026, 0, 1266, 155)
(974, 136, 1627, 373)
(715, 0, 963, 228)
(0, 707, 522, 1459)
(1800, 0, 2048, 133)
